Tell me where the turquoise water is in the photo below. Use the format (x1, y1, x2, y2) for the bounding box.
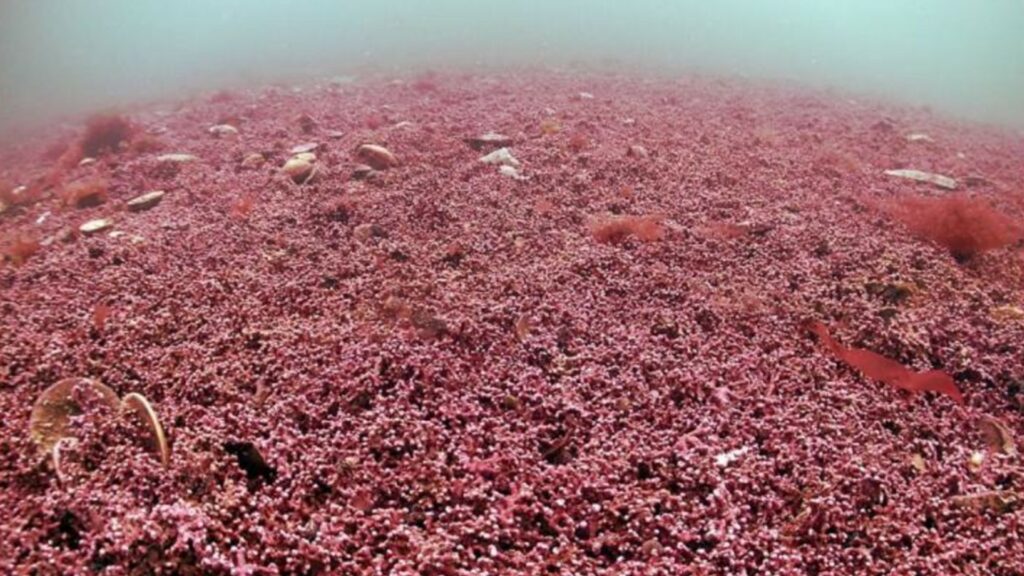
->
(1, 0, 1022, 131)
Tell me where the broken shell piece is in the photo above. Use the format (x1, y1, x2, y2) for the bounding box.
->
(121, 393, 170, 467)
(906, 133, 934, 143)
(951, 490, 1019, 514)
(29, 378, 119, 453)
(968, 450, 985, 471)
(353, 223, 387, 242)
(991, 305, 1024, 322)
(884, 169, 957, 190)
(240, 153, 265, 169)
(78, 157, 96, 166)
(351, 164, 374, 180)
(80, 218, 114, 235)
(466, 132, 512, 151)
(910, 453, 927, 473)
(126, 190, 165, 212)
(979, 415, 1016, 456)
(290, 142, 320, 155)
(479, 147, 521, 168)
(208, 124, 239, 138)
(355, 144, 399, 170)
(627, 145, 649, 158)
(499, 165, 527, 180)
(51, 437, 79, 484)
(156, 153, 198, 163)
(714, 446, 750, 467)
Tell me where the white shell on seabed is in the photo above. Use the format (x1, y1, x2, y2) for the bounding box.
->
(884, 169, 957, 190)
(156, 153, 198, 163)
(80, 218, 114, 235)
(479, 147, 521, 168)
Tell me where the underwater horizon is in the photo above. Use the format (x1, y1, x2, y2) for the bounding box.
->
(2, 2, 1024, 575)
(1, 0, 1023, 132)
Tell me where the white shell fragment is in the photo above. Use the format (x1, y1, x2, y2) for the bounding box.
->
(80, 218, 114, 235)
(499, 165, 527, 180)
(156, 153, 198, 163)
(905, 133, 934, 143)
(715, 447, 750, 468)
(208, 124, 239, 138)
(126, 190, 165, 212)
(290, 142, 320, 154)
(884, 169, 957, 190)
(479, 147, 521, 168)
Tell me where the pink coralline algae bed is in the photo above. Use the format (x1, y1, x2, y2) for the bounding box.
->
(2, 72, 1024, 575)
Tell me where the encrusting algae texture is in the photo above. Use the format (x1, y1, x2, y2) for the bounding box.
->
(1, 72, 1023, 574)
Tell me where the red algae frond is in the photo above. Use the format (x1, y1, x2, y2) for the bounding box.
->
(2, 234, 41, 267)
(889, 194, 1022, 261)
(91, 303, 112, 332)
(61, 178, 109, 209)
(806, 320, 964, 405)
(589, 214, 665, 244)
(80, 113, 135, 157)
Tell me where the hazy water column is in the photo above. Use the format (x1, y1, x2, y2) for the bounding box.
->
(0, 0, 1021, 132)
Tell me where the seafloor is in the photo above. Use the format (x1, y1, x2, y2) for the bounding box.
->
(1, 72, 1023, 575)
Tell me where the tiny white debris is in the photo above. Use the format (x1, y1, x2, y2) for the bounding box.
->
(80, 218, 114, 235)
(35, 212, 51, 225)
(208, 124, 239, 138)
(884, 169, 957, 190)
(108, 230, 126, 238)
(715, 447, 750, 468)
(578, 92, 595, 100)
(157, 153, 198, 163)
(957, 152, 967, 159)
(479, 147, 521, 168)
(78, 157, 96, 166)
(499, 165, 527, 180)
(906, 133, 933, 142)
(392, 121, 414, 130)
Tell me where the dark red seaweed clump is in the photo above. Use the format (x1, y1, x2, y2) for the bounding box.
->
(79, 114, 134, 157)
(890, 194, 1021, 261)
